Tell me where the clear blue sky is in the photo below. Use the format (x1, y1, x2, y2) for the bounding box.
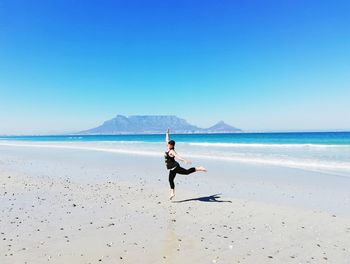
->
(0, 0, 349, 134)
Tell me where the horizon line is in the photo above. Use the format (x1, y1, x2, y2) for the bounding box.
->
(1, 129, 350, 137)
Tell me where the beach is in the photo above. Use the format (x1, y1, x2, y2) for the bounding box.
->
(2, 0, 350, 262)
(1, 142, 350, 263)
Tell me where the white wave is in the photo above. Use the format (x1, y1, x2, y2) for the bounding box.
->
(186, 153, 350, 171)
(0, 141, 160, 157)
(188, 142, 350, 149)
(1, 141, 350, 177)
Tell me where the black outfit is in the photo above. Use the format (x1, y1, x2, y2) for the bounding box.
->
(165, 150, 196, 189)
(164, 150, 179, 170)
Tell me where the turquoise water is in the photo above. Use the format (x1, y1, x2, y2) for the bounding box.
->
(1, 132, 350, 145)
(1, 132, 350, 177)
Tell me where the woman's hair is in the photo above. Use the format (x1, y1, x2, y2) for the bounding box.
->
(168, 140, 175, 149)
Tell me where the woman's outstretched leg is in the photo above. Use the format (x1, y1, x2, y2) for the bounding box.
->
(174, 166, 207, 174)
(169, 166, 207, 200)
(173, 166, 195, 175)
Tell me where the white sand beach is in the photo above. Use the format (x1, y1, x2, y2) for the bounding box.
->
(1, 143, 350, 263)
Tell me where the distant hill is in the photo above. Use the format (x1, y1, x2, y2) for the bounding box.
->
(205, 120, 241, 133)
(78, 115, 242, 134)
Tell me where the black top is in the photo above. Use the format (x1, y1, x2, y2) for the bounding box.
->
(164, 150, 179, 170)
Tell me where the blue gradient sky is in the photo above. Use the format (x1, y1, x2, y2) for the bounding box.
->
(0, 0, 349, 134)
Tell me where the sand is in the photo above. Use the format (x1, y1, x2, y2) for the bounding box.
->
(0, 144, 350, 263)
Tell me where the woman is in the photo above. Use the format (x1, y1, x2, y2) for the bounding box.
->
(164, 129, 207, 200)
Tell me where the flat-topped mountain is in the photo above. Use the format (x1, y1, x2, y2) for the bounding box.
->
(79, 115, 241, 134)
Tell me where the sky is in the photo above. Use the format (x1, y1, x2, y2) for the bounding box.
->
(0, 0, 349, 134)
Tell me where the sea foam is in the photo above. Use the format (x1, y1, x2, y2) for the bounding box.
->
(1, 140, 350, 177)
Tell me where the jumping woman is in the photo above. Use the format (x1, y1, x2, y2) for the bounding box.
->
(165, 129, 207, 200)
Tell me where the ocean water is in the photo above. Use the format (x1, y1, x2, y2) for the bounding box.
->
(1, 132, 350, 144)
(1, 132, 350, 177)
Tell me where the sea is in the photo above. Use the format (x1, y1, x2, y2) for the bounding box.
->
(1, 132, 350, 177)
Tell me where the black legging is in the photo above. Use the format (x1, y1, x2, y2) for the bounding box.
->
(169, 166, 196, 189)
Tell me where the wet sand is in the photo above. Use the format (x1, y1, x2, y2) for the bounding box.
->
(0, 145, 350, 263)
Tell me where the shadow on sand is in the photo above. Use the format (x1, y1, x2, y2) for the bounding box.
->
(172, 193, 232, 203)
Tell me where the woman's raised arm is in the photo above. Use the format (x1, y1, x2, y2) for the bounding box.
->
(165, 128, 170, 146)
(172, 150, 192, 165)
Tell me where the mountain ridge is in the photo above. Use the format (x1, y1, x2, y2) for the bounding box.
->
(78, 115, 242, 134)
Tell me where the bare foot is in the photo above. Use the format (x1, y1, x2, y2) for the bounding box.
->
(169, 190, 175, 200)
(196, 166, 207, 172)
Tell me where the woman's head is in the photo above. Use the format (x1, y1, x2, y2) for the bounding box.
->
(168, 140, 175, 149)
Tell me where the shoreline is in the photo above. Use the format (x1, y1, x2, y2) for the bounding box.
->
(1, 140, 350, 179)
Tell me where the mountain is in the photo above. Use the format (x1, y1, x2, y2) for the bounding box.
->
(79, 115, 241, 134)
(205, 121, 241, 133)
